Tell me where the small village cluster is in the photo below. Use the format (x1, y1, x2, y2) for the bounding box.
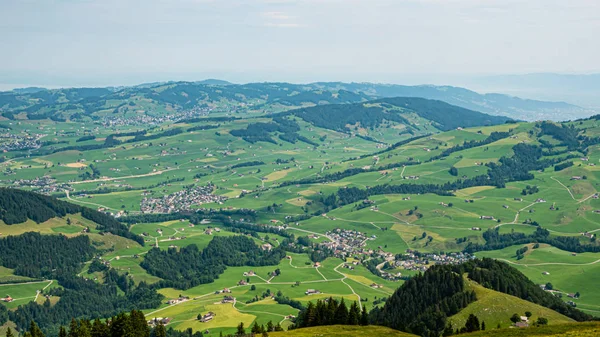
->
(394, 250, 476, 272)
(100, 105, 212, 127)
(3, 176, 72, 195)
(317, 228, 371, 258)
(140, 184, 227, 213)
(0, 132, 43, 152)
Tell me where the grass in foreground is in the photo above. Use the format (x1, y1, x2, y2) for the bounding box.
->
(271, 325, 417, 337)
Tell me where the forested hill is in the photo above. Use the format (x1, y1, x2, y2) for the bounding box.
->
(369, 258, 592, 337)
(285, 97, 510, 133)
(0, 188, 142, 244)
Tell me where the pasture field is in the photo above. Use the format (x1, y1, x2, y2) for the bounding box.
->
(3, 108, 600, 335)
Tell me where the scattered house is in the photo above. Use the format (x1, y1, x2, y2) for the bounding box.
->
(503, 205, 509, 209)
(261, 243, 273, 251)
(536, 198, 547, 203)
(204, 228, 213, 235)
(370, 283, 382, 289)
(471, 227, 481, 231)
(305, 289, 321, 295)
(1, 295, 13, 303)
(514, 198, 523, 201)
(567, 293, 577, 298)
(222, 288, 231, 293)
(571, 176, 582, 180)
(572, 253, 577, 256)
(238, 280, 248, 286)
(520, 316, 529, 323)
(515, 322, 529, 328)
(480, 216, 494, 220)
(402, 197, 411, 201)
(199, 312, 215, 322)
(542, 271, 550, 275)
(593, 194, 599, 199)
(222, 296, 235, 304)
(147, 318, 171, 326)
(314, 262, 321, 268)
(167, 296, 189, 305)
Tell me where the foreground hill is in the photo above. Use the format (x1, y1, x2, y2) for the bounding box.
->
(270, 322, 600, 337)
(449, 278, 574, 330)
(271, 325, 417, 336)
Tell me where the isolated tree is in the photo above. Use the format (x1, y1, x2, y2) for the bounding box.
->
(481, 321, 486, 331)
(537, 317, 548, 325)
(525, 311, 532, 318)
(236, 322, 245, 335)
(6, 328, 14, 337)
(334, 298, 349, 324)
(464, 314, 480, 332)
(154, 323, 166, 337)
(510, 313, 521, 323)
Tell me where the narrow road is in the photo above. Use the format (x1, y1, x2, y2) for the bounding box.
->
(70, 168, 176, 185)
(333, 262, 362, 310)
(551, 177, 576, 200)
(496, 257, 600, 267)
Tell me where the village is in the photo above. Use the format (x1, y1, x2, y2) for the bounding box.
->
(140, 184, 227, 213)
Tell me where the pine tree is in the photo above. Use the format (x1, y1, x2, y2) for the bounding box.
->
(347, 302, 360, 325)
(360, 305, 369, 326)
(29, 321, 45, 337)
(481, 321, 486, 331)
(304, 302, 316, 327)
(236, 322, 245, 335)
(266, 321, 274, 332)
(251, 322, 261, 334)
(334, 298, 349, 325)
(274, 323, 283, 331)
(464, 314, 481, 332)
(68, 319, 79, 337)
(155, 323, 166, 337)
(58, 326, 67, 337)
(77, 320, 91, 337)
(6, 327, 14, 337)
(91, 319, 109, 337)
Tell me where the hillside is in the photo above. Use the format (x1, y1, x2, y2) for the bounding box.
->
(0, 81, 587, 123)
(285, 97, 510, 133)
(311, 82, 592, 121)
(449, 278, 574, 330)
(271, 325, 417, 336)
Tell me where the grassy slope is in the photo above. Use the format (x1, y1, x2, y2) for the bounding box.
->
(465, 322, 600, 337)
(449, 278, 574, 330)
(271, 325, 417, 337)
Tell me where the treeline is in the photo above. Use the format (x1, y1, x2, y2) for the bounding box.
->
(186, 124, 219, 132)
(538, 121, 579, 150)
(140, 236, 286, 290)
(370, 265, 476, 337)
(555, 161, 574, 171)
(293, 297, 368, 328)
(10, 276, 163, 333)
(427, 131, 511, 162)
(0, 188, 143, 245)
(11, 310, 154, 337)
(0, 232, 95, 278)
(231, 161, 265, 169)
(465, 227, 600, 254)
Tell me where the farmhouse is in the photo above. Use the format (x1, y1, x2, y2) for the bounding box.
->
(305, 289, 321, 295)
(261, 243, 273, 251)
(147, 318, 171, 326)
(1, 295, 13, 303)
(167, 296, 189, 305)
(222, 296, 235, 303)
(471, 227, 481, 231)
(571, 176, 582, 180)
(199, 312, 215, 322)
(480, 216, 494, 220)
(238, 280, 248, 286)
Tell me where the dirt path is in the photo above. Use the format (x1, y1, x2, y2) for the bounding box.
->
(551, 176, 576, 201)
(496, 257, 600, 267)
(333, 262, 362, 310)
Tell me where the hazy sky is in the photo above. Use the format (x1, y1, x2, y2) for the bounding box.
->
(1, 0, 599, 89)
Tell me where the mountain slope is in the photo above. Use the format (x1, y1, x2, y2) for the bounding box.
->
(449, 278, 574, 330)
(286, 96, 510, 133)
(310, 82, 591, 121)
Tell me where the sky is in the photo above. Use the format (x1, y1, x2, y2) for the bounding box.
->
(1, 0, 600, 89)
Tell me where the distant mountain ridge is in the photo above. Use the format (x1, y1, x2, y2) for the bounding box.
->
(0, 80, 592, 122)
